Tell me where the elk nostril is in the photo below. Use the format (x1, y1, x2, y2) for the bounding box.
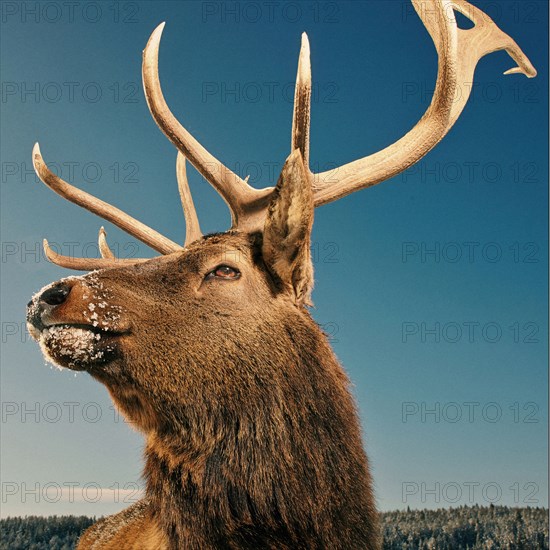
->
(40, 285, 71, 306)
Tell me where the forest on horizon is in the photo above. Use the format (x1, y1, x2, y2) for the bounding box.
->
(0, 504, 548, 549)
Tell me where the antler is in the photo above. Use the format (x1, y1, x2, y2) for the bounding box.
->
(142, 23, 273, 231)
(33, 144, 195, 270)
(42, 231, 151, 271)
(33, 143, 181, 256)
(311, 0, 536, 205)
(176, 153, 203, 246)
(291, 33, 312, 170)
(34, 0, 535, 271)
(142, 0, 535, 216)
(98, 227, 115, 259)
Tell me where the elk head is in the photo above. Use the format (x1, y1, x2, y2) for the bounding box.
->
(26, 149, 318, 435)
(26, 0, 535, 546)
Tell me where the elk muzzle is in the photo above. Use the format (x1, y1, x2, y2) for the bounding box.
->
(26, 276, 128, 371)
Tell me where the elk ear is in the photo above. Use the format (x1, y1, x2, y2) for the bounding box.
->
(262, 149, 314, 306)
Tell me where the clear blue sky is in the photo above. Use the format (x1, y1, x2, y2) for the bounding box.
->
(1, 0, 547, 516)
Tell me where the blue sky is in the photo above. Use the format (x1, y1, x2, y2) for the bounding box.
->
(1, 0, 547, 516)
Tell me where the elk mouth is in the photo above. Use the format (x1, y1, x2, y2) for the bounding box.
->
(30, 323, 128, 371)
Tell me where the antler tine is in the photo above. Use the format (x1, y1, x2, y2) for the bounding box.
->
(43, 239, 150, 271)
(98, 227, 115, 259)
(446, 0, 536, 126)
(292, 33, 312, 168)
(176, 153, 203, 246)
(311, 0, 536, 206)
(32, 143, 182, 255)
(142, 23, 272, 229)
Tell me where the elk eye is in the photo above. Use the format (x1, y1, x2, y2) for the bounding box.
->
(208, 265, 240, 280)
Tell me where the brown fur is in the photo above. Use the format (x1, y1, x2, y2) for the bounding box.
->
(77, 500, 167, 549)
(28, 153, 380, 548)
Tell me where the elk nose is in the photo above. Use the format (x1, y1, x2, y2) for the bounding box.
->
(40, 284, 71, 306)
(27, 283, 73, 333)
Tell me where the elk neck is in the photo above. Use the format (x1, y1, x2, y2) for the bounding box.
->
(140, 311, 378, 548)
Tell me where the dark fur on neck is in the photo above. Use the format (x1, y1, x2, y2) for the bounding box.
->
(143, 314, 380, 549)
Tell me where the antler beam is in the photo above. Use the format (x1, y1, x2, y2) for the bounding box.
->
(142, 23, 273, 230)
(311, 0, 537, 205)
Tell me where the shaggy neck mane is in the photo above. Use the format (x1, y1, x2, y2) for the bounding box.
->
(142, 317, 380, 549)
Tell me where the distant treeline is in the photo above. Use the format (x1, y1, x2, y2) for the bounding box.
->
(381, 505, 548, 549)
(0, 505, 548, 549)
(0, 515, 94, 549)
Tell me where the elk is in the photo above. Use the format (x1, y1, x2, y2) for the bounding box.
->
(26, 1, 535, 548)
